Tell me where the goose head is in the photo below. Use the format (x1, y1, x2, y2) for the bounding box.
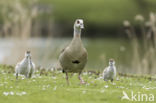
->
(74, 19, 84, 30)
(73, 19, 84, 36)
(109, 59, 115, 66)
(25, 51, 31, 59)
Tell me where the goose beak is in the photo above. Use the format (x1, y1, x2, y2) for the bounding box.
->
(80, 25, 84, 29)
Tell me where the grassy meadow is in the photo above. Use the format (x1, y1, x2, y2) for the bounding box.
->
(0, 65, 156, 103)
(0, 0, 156, 103)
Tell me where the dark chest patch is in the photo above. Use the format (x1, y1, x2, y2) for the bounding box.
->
(72, 60, 80, 64)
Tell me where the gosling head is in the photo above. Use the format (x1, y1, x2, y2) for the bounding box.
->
(109, 59, 115, 66)
(25, 51, 31, 59)
(74, 19, 84, 30)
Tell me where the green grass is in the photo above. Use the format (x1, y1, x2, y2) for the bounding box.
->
(0, 65, 156, 103)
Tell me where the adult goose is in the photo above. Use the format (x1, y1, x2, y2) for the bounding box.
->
(59, 19, 88, 84)
(15, 51, 35, 79)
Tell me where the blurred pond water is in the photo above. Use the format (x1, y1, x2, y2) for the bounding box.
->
(0, 38, 131, 73)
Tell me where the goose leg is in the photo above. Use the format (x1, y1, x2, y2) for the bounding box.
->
(65, 72, 69, 85)
(78, 72, 85, 84)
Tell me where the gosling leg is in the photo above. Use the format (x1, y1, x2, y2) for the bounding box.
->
(16, 73, 18, 80)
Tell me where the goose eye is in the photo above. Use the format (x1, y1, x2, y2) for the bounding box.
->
(77, 20, 80, 24)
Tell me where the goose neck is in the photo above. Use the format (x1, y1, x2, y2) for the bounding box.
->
(74, 28, 81, 38)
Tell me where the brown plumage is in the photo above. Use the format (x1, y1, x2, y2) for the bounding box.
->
(59, 19, 88, 84)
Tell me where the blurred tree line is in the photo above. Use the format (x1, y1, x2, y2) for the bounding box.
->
(0, 0, 156, 37)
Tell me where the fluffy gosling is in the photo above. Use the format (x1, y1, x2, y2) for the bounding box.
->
(15, 51, 35, 79)
(103, 59, 116, 82)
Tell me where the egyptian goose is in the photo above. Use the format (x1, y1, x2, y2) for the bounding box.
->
(103, 59, 116, 82)
(59, 19, 88, 84)
(15, 51, 35, 79)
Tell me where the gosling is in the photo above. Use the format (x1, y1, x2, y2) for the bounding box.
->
(103, 59, 116, 82)
(15, 51, 35, 79)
